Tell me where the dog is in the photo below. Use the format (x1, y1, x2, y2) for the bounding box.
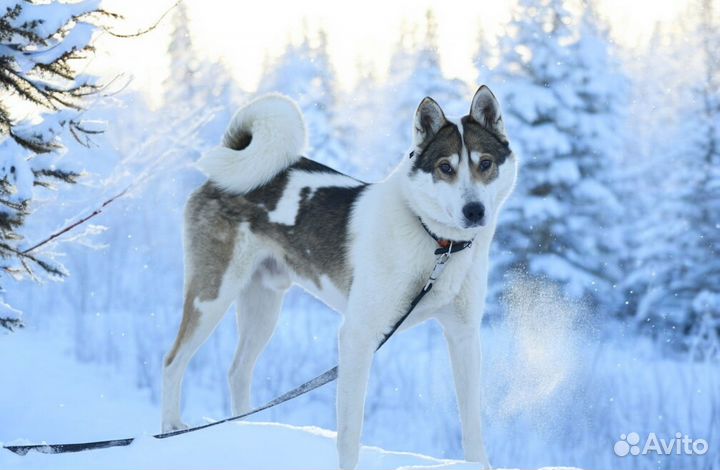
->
(161, 85, 517, 469)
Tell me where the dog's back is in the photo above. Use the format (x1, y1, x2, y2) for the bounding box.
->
(185, 156, 367, 296)
(187, 94, 372, 296)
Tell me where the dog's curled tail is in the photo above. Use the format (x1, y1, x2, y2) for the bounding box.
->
(196, 93, 306, 193)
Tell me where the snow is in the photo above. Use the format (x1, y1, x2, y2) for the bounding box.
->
(30, 21, 96, 66)
(0, 298, 21, 324)
(4, 426, 441, 470)
(3, 423, 478, 470)
(0, 327, 573, 470)
(5, 282, 720, 469)
(547, 159, 580, 185)
(0, 146, 34, 202)
(4, 1, 100, 74)
(13, 0, 100, 41)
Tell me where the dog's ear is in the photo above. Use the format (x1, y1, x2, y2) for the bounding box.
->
(470, 85, 506, 137)
(414, 97, 447, 147)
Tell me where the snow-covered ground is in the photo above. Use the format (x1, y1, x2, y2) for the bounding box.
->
(4, 422, 473, 470)
(4, 312, 720, 470)
(0, 327, 570, 470)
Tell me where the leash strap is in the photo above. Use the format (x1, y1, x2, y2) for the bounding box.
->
(4, 238, 472, 456)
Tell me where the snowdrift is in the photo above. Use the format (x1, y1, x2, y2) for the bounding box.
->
(2, 421, 481, 470)
(0, 328, 580, 470)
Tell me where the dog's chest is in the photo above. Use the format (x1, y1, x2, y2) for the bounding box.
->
(412, 250, 476, 313)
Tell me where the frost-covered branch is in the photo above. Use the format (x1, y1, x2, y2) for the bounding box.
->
(0, 0, 116, 329)
(22, 187, 127, 255)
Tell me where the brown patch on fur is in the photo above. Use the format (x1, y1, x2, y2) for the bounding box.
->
(185, 195, 239, 301)
(164, 285, 201, 366)
(469, 154, 500, 184)
(461, 116, 512, 185)
(411, 124, 463, 180)
(184, 158, 366, 297)
(164, 197, 241, 367)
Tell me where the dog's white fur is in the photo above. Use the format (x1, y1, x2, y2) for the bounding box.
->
(196, 93, 307, 193)
(162, 88, 517, 470)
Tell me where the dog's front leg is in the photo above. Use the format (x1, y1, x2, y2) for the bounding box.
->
(440, 271, 491, 468)
(336, 317, 376, 469)
(444, 321, 489, 466)
(335, 283, 408, 469)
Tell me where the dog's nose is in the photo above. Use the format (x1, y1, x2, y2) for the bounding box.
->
(462, 202, 485, 225)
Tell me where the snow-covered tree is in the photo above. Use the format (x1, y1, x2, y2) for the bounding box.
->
(0, 0, 108, 329)
(259, 29, 347, 171)
(362, 10, 468, 179)
(163, 2, 238, 141)
(162, 2, 197, 106)
(480, 0, 626, 308)
(399, 10, 466, 109)
(615, 24, 674, 317)
(628, 0, 720, 357)
(337, 60, 378, 177)
(472, 25, 493, 81)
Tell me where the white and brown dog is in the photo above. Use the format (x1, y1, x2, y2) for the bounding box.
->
(161, 86, 517, 469)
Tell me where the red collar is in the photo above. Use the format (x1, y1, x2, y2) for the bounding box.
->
(436, 238, 452, 250)
(419, 219, 474, 255)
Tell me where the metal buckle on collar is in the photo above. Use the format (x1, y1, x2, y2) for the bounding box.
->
(424, 241, 453, 290)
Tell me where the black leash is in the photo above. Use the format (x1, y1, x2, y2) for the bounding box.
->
(4, 232, 473, 457)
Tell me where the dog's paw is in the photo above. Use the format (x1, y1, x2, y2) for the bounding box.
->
(161, 420, 189, 433)
(464, 451, 491, 469)
(476, 459, 493, 470)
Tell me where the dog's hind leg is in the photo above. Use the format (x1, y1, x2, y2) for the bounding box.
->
(161, 272, 241, 432)
(228, 258, 288, 415)
(161, 223, 254, 433)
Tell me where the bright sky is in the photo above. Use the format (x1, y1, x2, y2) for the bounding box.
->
(89, 0, 690, 107)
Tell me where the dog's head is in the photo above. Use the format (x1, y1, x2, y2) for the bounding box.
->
(401, 85, 517, 238)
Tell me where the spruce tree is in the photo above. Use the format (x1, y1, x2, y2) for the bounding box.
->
(480, 0, 626, 307)
(630, 0, 720, 356)
(259, 29, 346, 171)
(164, 4, 195, 101)
(0, 0, 108, 329)
(371, 10, 468, 178)
(163, 3, 239, 145)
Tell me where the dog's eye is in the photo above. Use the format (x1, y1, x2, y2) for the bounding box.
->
(439, 162, 455, 175)
(479, 159, 493, 172)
